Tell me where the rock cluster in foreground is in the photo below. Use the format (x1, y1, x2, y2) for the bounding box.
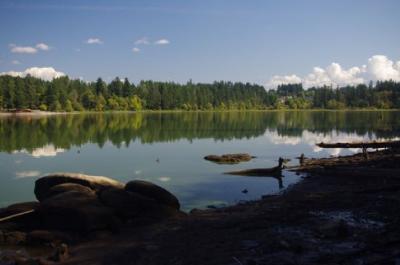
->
(0, 173, 182, 264)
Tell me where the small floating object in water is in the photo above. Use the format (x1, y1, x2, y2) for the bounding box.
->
(242, 189, 248, 194)
(156, 158, 160, 163)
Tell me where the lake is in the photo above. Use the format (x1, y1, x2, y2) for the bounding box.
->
(0, 111, 399, 211)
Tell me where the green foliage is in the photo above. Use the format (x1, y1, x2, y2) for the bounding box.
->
(128, 95, 142, 111)
(65, 100, 74, 112)
(50, 100, 62, 112)
(0, 75, 399, 112)
(39, 104, 48, 111)
(327, 99, 346, 109)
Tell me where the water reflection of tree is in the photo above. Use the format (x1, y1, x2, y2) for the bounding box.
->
(0, 111, 398, 153)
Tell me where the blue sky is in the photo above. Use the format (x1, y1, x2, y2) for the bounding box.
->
(0, 0, 399, 86)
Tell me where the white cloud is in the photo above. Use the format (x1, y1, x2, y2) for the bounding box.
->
(36, 43, 50, 51)
(269, 74, 302, 88)
(10, 44, 37, 54)
(367, 55, 400, 81)
(303, 64, 364, 88)
(0, 67, 65, 81)
(268, 55, 400, 89)
(15, 170, 41, 179)
(154, 39, 170, 45)
(11, 60, 20, 65)
(134, 37, 149, 45)
(9, 43, 51, 54)
(86, 38, 103, 44)
(132, 47, 140, 53)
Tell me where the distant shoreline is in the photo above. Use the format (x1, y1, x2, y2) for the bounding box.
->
(0, 110, 68, 116)
(0, 108, 399, 116)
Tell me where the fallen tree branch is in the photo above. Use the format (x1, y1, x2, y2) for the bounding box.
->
(0, 209, 35, 223)
(316, 140, 400, 149)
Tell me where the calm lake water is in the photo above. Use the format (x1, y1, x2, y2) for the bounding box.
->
(0, 111, 399, 211)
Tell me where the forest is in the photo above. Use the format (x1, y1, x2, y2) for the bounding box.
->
(0, 74, 399, 111)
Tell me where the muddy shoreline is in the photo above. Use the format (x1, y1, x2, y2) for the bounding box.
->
(1, 149, 400, 264)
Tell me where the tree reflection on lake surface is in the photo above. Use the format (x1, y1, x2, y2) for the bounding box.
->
(0, 111, 399, 210)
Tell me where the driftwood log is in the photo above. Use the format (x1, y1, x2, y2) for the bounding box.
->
(316, 140, 400, 149)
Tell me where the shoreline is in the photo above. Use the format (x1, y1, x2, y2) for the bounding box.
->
(64, 149, 400, 264)
(0, 108, 399, 117)
(1, 149, 400, 264)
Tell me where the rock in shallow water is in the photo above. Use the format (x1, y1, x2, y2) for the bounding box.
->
(125, 180, 180, 210)
(204, 153, 254, 164)
(34, 173, 124, 201)
(3, 174, 182, 233)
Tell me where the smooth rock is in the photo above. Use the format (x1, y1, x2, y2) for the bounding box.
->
(42, 183, 95, 201)
(0, 201, 41, 230)
(125, 180, 180, 210)
(37, 191, 116, 232)
(98, 188, 157, 218)
(34, 173, 124, 201)
(0, 202, 40, 219)
(204, 153, 254, 164)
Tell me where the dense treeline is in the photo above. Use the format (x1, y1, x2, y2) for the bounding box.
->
(276, 81, 400, 109)
(0, 75, 266, 111)
(0, 111, 399, 152)
(0, 75, 399, 111)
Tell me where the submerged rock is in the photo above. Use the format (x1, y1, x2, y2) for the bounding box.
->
(204, 153, 254, 164)
(34, 173, 124, 201)
(125, 180, 180, 210)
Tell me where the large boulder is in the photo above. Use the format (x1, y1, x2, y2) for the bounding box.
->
(41, 183, 95, 201)
(125, 180, 180, 210)
(98, 188, 156, 218)
(37, 191, 117, 232)
(0, 201, 39, 219)
(34, 173, 124, 201)
(0, 202, 41, 230)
